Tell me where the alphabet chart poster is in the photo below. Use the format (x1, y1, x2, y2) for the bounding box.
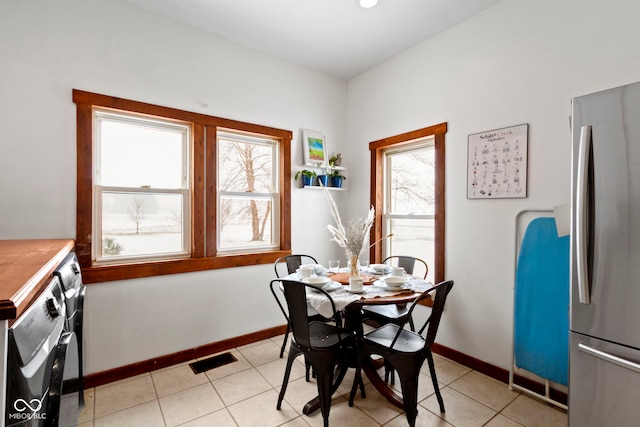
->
(467, 124, 528, 199)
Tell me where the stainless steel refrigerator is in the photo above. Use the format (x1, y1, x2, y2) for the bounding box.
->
(570, 81, 640, 426)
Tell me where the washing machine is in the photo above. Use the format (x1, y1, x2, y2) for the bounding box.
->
(52, 252, 85, 406)
(5, 276, 75, 426)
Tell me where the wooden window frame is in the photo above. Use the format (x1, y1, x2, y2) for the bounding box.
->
(74, 90, 292, 283)
(368, 122, 447, 285)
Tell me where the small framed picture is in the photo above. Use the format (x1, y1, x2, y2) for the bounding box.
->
(302, 129, 327, 166)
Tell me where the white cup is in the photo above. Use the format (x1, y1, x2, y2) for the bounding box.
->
(300, 265, 314, 278)
(391, 267, 405, 277)
(349, 276, 363, 292)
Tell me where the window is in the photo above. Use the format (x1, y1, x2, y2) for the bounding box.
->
(383, 141, 435, 283)
(94, 110, 191, 263)
(74, 90, 292, 283)
(217, 131, 279, 253)
(369, 123, 446, 285)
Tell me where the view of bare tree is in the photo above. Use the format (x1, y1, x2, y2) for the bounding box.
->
(128, 196, 150, 234)
(219, 138, 273, 242)
(390, 150, 435, 214)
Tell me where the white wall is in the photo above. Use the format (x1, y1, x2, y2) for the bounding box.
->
(0, 0, 348, 373)
(347, 0, 640, 369)
(3, 0, 640, 377)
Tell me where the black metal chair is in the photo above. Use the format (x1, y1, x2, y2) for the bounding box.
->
(274, 254, 319, 279)
(361, 256, 429, 383)
(274, 254, 322, 358)
(362, 256, 428, 330)
(349, 280, 454, 427)
(270, 279, 359, 427)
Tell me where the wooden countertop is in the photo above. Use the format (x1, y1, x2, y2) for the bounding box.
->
(0, 239, 75, 321)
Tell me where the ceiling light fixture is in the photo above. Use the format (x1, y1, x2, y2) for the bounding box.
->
(359, 0, 378, 9)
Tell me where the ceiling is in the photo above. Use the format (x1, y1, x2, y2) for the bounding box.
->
(121, 0, 503, 79)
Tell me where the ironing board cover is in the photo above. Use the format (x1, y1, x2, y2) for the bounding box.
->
(514, 217, 569, 385)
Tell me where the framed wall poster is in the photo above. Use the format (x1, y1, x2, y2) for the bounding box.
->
(302, 129, 327, 166)
(467, 124, 528, 199)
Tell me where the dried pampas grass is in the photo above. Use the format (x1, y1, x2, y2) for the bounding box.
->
(320, 184, 374, 258)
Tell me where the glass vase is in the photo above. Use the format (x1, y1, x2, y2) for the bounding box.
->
(349, 254, 359, 277)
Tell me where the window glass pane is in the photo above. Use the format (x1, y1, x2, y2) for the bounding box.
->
(387, 146, 434, 215)
(101, 192, 186, 259)
(219, 197, 274, 250)
(218, 137, 274, 193)
(99, 118, 187, 189)
(386, 218, 435, 283)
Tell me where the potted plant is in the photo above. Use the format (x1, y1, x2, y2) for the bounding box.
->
(329, 170, 346, 188)
(317, 173, 329, 187)
(329, 153, 342, 167)
(294, 169, 317, 187)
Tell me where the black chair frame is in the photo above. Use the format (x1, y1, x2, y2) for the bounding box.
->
(361, 255, 430, 382)
(274, 254, 321, 358)
(270, 279, 360, 427)
(350, 280, 454, 427)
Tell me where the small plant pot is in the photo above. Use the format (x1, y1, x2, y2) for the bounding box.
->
(301, 175, 313, 187)
(330, 176, 343, 188)
(317, 175, 329, 187)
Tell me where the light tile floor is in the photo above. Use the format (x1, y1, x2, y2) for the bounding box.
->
(68, 335, 567, 426)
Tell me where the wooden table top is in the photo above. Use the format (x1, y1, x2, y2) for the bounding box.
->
(328, 272, 377, 285)
(0, 239, 74, 321)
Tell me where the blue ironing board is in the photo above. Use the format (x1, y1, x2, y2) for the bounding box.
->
(514, 217, 569, 386)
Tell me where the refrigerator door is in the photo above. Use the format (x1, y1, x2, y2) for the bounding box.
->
(569, 332, 640, 426)
(571, 82, 640, 350)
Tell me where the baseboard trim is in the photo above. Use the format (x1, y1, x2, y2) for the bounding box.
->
(80, 326, 566, 407)
(81, 325, 287, 389)
(432, 343, 567, 405)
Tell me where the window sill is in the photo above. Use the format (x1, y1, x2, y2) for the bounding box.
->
(81, 250, 291, 284)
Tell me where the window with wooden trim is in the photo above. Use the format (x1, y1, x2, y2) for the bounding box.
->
(369, 123, 446, 285)
(74, 90, 292, 283)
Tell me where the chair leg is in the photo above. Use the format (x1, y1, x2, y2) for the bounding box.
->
(310, 354, 339, 427)
(348, 360, 362, 406)
(277, 348, 299, 409)
(394, 361, 422, 427)
(348, 351, 367, 406)
(279, 324, 290, 358)
(425, 351, 445, 413)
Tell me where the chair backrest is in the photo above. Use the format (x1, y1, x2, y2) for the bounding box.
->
(274, 254, 318, 278)
(383, 255, 429, 279)
(390, 280, 454, 349)
(269, 279, 339, 349)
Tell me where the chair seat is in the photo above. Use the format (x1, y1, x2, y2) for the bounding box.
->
(365, 323, 425, 354)
(308, 322, 351, 348)
(362, 304, 409, 323)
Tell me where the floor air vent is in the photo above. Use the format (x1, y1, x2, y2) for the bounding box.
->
(189, 352, 237, 374)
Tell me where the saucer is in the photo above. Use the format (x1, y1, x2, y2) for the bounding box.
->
(346, 286, 365, 294)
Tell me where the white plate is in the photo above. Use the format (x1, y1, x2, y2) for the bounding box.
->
(322, 282, 343, 292)
(346, 286, 365, 294)
(303, 277, 331, 285)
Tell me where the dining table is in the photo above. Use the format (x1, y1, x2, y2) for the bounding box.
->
(284, 266, 434, 413)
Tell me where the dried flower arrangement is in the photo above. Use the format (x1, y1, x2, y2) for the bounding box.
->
(320, 184, 374, 277)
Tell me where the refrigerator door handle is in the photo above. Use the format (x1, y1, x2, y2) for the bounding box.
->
(576, 125, 591, 304)
(578, 343, 640, 374)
